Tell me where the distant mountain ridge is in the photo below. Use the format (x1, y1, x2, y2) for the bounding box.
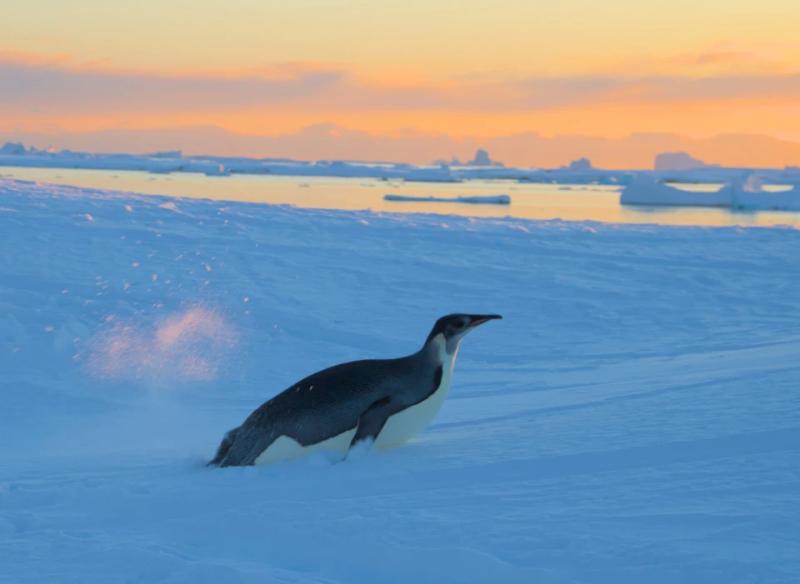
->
(654, 152, 720, 171)
(3, 125, 800, 170)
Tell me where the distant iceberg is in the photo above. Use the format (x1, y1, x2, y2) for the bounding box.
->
(384, 194, 511, 205)
(621, 175, 800, 211)
(204, 163, 231, 177)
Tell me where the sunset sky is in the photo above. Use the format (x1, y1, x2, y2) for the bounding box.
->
(3, 0, 800, 166)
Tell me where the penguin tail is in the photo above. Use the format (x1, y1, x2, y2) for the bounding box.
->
(208, 427, 240, 467)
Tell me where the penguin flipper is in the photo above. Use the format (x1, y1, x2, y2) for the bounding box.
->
(349, 396, 399, 449)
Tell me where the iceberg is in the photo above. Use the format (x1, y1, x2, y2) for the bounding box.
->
(621, 174, 800, 211)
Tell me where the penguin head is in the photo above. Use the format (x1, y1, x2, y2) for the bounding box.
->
(425, 313, 502, 354)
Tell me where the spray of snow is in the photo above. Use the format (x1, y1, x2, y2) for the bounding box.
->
(86, 306, 238, 383)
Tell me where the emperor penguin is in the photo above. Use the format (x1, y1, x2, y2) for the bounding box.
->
(209, 313, 501, 467)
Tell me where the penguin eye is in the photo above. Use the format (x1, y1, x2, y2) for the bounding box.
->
(444, 317, 468, 336)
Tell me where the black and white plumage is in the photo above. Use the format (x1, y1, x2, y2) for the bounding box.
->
(209, 313, 501, 467)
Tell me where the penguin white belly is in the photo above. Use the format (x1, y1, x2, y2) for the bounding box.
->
(374, 357, 455, 449)
(254, 427, 356, 465)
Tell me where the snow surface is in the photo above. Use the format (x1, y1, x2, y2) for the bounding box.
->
(384, 193, 511, 205)
(2, 177, 800, 583)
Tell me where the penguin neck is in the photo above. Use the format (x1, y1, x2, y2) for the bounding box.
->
(421, 333, 460, 370)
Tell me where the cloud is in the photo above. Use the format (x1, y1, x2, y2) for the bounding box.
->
(1, 53, 800, 119)
(0, 57, 344, 114)
(498, 75, 800, 110)
(650, 41, 795, 74)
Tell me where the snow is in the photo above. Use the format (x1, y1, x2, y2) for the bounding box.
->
(622, 174, 800, 210)
(4, 142, 800, 189)
(0, 146, 462, 183)
(384, 193, 511, 205)
(0, 147, 624, 184)
(2, 177, 799, 583)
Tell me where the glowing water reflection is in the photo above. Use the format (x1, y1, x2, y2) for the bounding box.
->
(2, 166, 798, 228)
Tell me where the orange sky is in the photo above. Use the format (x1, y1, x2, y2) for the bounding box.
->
(2, 1, 800, 166)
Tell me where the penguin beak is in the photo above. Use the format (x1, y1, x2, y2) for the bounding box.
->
(468, 314, 502, 328)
